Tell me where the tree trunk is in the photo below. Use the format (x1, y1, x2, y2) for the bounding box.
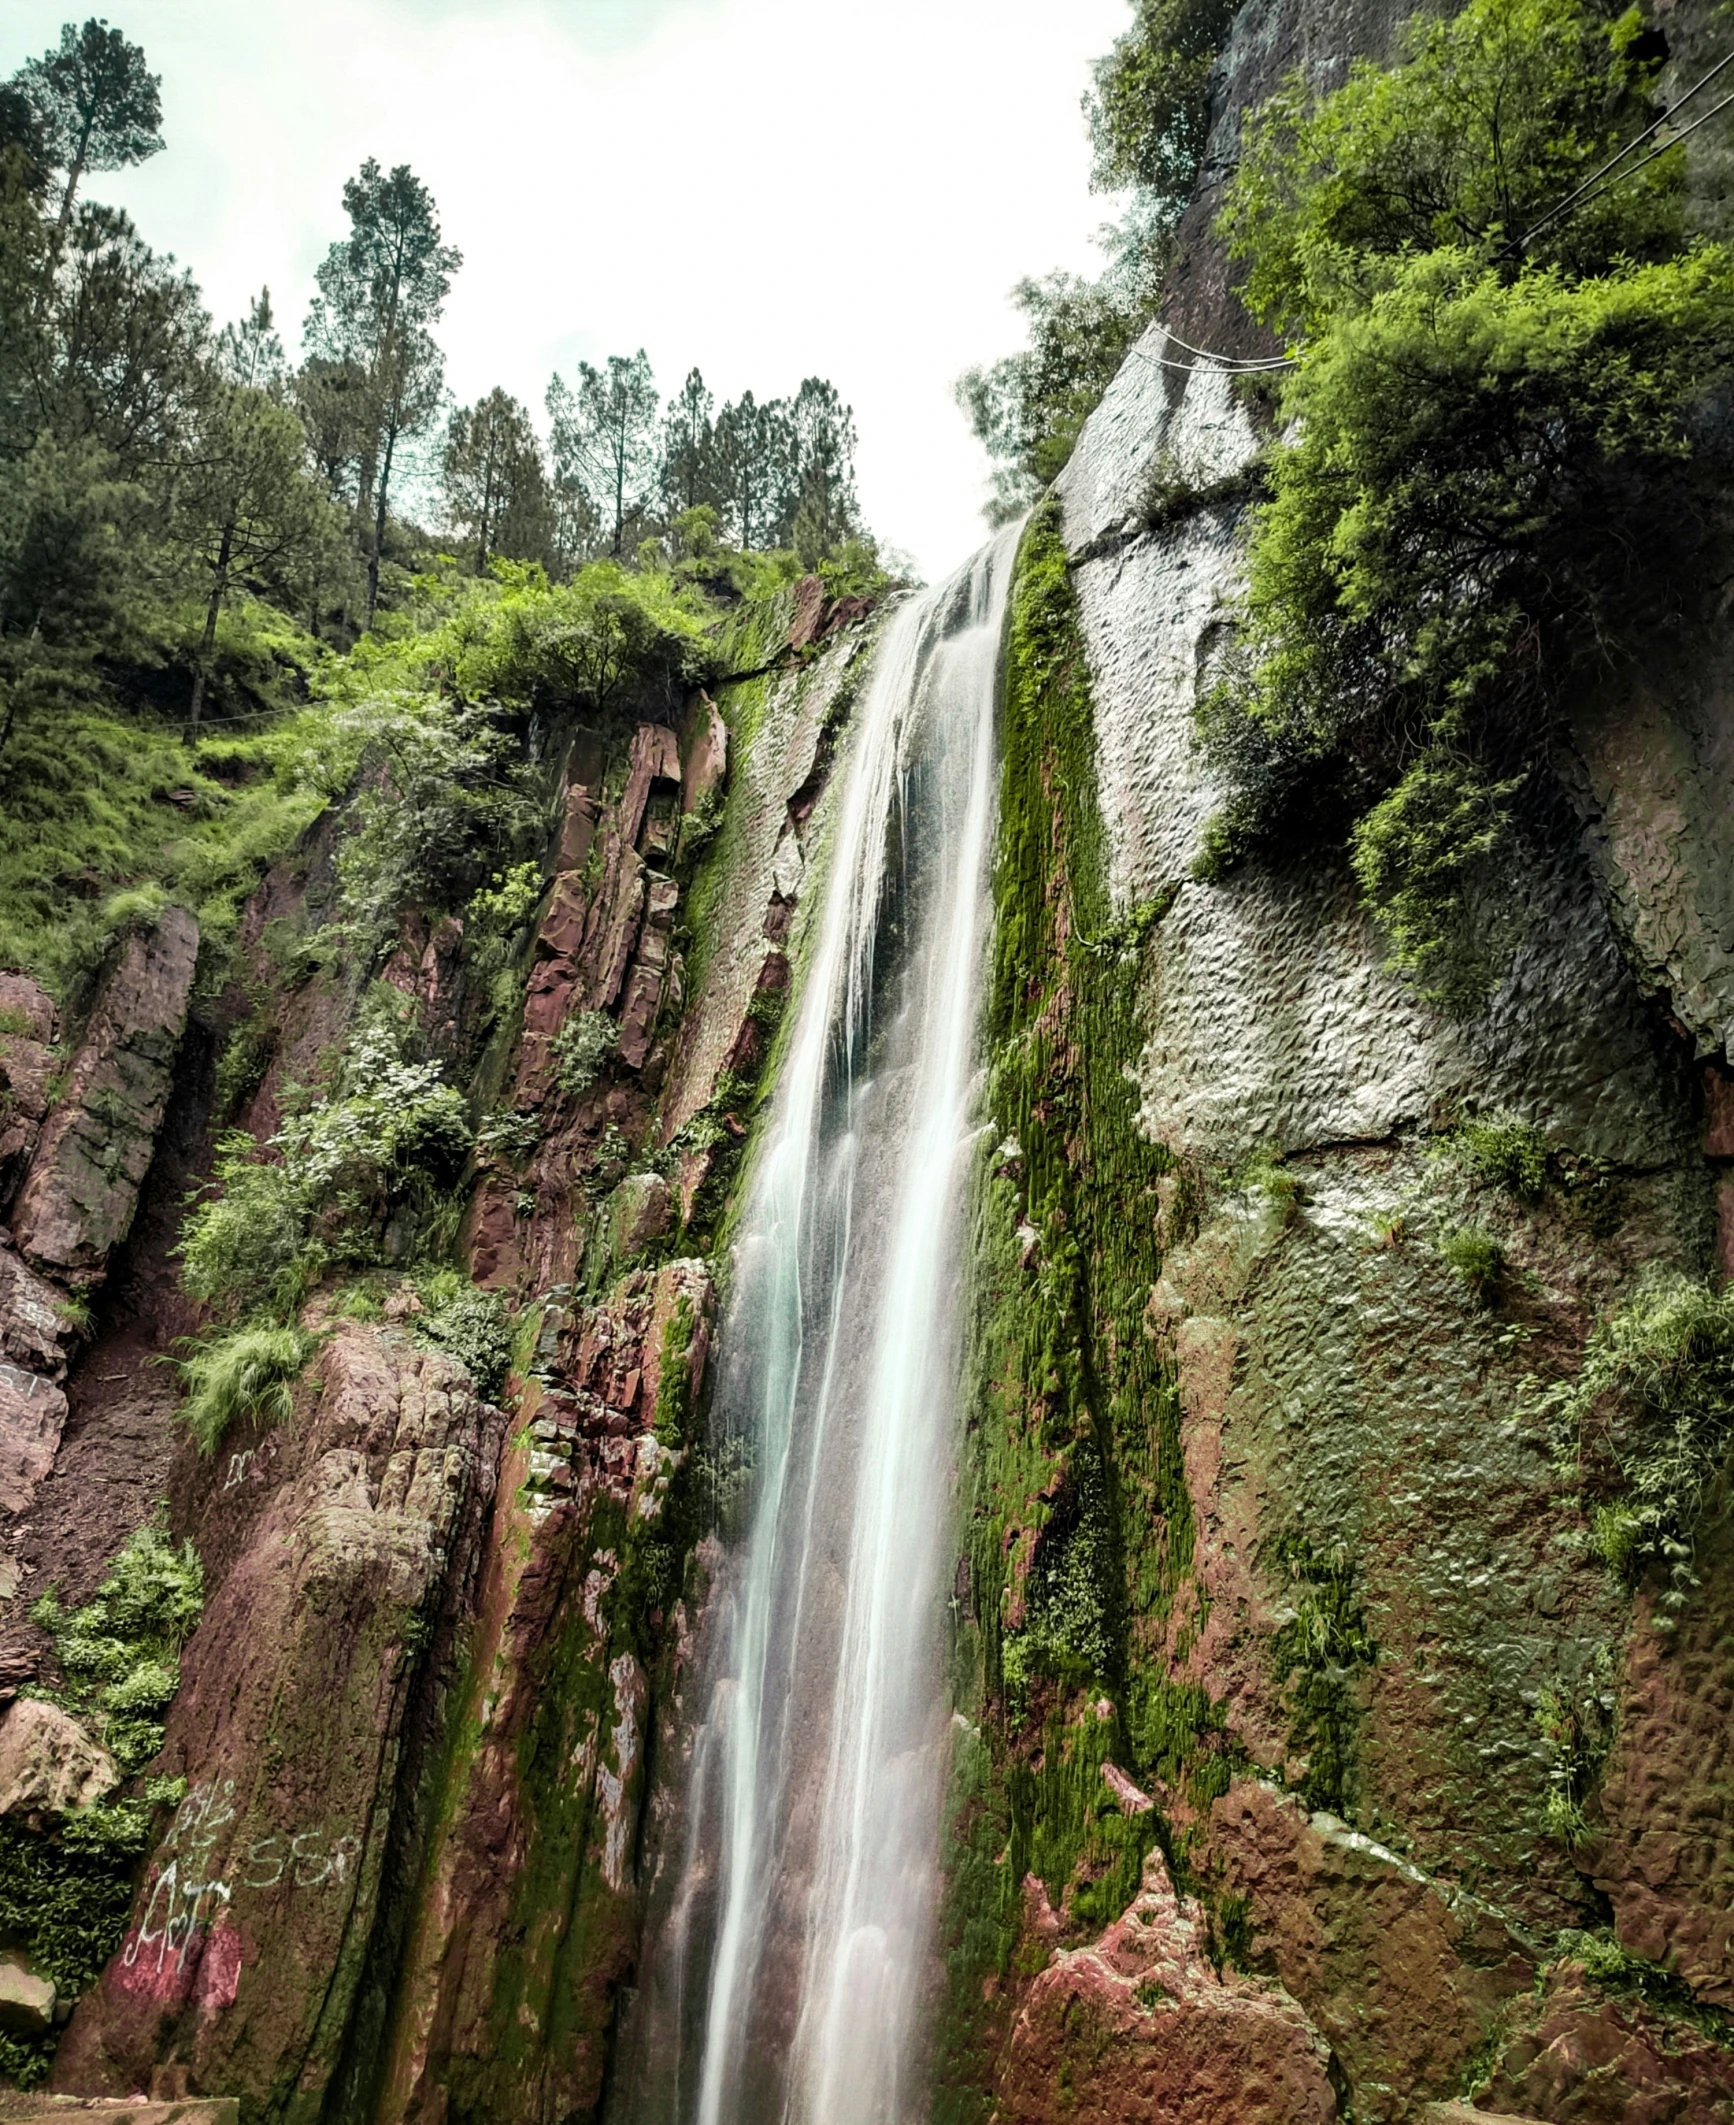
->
(367, 418, 399, 628)
(189, 522, 234, 732)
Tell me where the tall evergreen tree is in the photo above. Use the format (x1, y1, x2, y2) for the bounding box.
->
(712, 390, 791, 551)
(10, 18, 162, 248)
(175, 378, 334, 726)
(658, 366, 715, 518)
(547, 350, 659, 556)
(303, 159, 460, 625)
(785, 376, 860, 565)
(442, 387, 552, 573)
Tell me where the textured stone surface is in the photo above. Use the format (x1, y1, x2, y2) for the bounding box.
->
(0, 983, 59, 1204)
(1580, 1503, 1734, 2006)
(1477, 1962, 1734, 2121)
(0, 1698, 118, 1820)
(14, 912, 199, 1281)
(998, 1848, 1339, 2124)
(55, 1324, 502, 2117)
(657, 626, 870, 1143)
(0, 1362, 70, 1517)
(1207, 1781, 1533, 2115)
(1569, 666, 1734, 1060)
(377, 1261, 713, 2125)
(0, 1247, 69, 1380)
(0, 1956, 56, 2036)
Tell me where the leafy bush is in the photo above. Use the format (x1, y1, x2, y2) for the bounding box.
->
(412, 1270, 513, 1401)
(177, 1137, 307, 1311)
(1549, 1277, 1734, 1625)
(552, 1008, 617, 1099)
(31, 1521, 204, 1774)
(177, 1015, 474, 1312)
(1456, 1111, 1551, 1201)
(1196, 0, 1732, 1013)
(1438, 1223, 1503, 1293)
(175, 1323, 315, 1455)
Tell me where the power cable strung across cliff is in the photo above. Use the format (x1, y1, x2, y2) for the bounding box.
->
(1134, 45, 1733, 380)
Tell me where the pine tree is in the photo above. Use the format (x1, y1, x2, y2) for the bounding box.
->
(10, 17, 163, 249)
(442, 388, 552, 573)
(303, 160, 460, 625)
(547, 351, 659, 556)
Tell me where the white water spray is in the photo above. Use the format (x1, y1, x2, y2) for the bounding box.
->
(624, 530, 1017, 2125)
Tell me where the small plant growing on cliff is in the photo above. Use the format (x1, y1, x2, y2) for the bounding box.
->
(552, 1008, 617, 1099)
(1439, 1223, 1503, 1296)
(176, 1323, 315, 1455)
(1547, 1276, 1734, 1628)
(1534, 1664, 1614, 1845)
(412, 1270, 513, 1401)
(31, 1521, 205, 1774)
(1456, 1112, 1551, 1202)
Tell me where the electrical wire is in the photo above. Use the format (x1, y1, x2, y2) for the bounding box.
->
(1508, 47, 1734, 254)
(1131, 46, 1733, 378)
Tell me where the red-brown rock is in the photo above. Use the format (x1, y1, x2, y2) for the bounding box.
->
(14, 912, 199, 1283)
(54, 1323, 503, 2112)
(999, 1847, 1339, 2124)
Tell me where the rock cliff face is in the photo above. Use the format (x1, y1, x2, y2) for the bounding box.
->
(0, 577, 879, 2120)
(3, 5, 1734, 2120)
(931, 0, 1734, 2114)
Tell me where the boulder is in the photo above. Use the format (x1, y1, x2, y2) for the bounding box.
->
(0, 1698, 119, 1819)
(14, 911, 199, 1281)
(605, 1173, 673, 1264)
(0, 1955, 55, 2036)
(0, 1246, 71, 1379)
(0, 976, 57, 1046)
(54, 1323, 504, 2112)
(998, 1848, 1339, 2124)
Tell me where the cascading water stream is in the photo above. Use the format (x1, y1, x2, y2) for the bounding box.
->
(615, 528, 1018, 2125)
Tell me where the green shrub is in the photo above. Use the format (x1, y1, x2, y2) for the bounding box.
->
(1439, 1223, 1504, 1293)
(1270, 1538, 1378, 1814)
(1551, 1277, 1734, 1625)
(1195, 0, 1732, 1014)
(552, 1008, 617, 1099)
(177, 1140, 308, 1311)
(1456, 1111, 1551, 1201)
(412, 1271, 513, 1401)
(31, 1521, 204, 1774)
(176, 1323, 314, 1455)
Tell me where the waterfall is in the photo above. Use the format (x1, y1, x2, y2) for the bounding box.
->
(616, 528, 1018, 2125)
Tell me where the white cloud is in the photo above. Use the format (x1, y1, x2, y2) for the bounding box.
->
(8, 0, 1131, 577)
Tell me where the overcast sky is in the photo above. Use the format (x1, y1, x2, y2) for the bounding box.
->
(9, 0, 1133, 578)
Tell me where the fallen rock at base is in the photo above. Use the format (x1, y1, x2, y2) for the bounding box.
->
(1423, 2107, 1550, 2124)
(1475, 1960, 1734, 2123)
(0, 1697, 119, 1819)
(998, 1848, 1339, 2124)
(0, 2104, 239, 2125)
(0, 1954, 56, 2035)
(1207, 1779, 1533, 2112)
(13, 912, 199, 1282)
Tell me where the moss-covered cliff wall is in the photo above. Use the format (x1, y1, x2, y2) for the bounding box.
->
(934, 0, 1734, 2111)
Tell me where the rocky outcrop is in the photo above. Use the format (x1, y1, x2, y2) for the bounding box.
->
(54, 1324, 503, 2117)
(377, 1261, 713, 2125)
(999, 1849, 1339, 2124)
(0, 1698, 118, 1821)
(14, 912, 199, 1284)
(1478, 1960, 1734, 2121)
